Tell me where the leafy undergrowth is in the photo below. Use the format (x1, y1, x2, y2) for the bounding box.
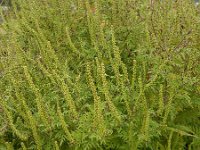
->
(0, 0, 200, 149)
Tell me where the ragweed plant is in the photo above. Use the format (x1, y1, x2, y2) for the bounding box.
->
(0, 0, 200, 149)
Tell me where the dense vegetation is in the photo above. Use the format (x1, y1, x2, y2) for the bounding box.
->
(0, 0, 200, 149)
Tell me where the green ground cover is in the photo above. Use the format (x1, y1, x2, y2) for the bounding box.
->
(0, 0, 200, 149)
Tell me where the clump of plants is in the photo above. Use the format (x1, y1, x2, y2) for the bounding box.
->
(0, 0, 200, 149)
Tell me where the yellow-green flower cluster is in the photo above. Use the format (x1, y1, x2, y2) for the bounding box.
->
(85, 0, 97, 49)
(53, 70, 78, 119)
(137, 75, 147, 111)
(11, 77, 42, 149)
(110, 26, 121, 86)
(0, 98, 28, 141)
(121, 62, 129, 84)
(57, 101, 74, 144)
(66, 27, 79, 55)
(54, 141, 60, 150)
(157, 84, 164, 116)
(163, 90, 174, 124)
(86, 63, 105, 135)
(16, 92, 42, 150)
(21, 142, 27, 150)
(132, 60, 137, 94)
(100, 62, 121, 122)
(23, 66, 50, 129)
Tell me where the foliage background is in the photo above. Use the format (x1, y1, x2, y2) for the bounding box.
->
(0, 0, 200, 149)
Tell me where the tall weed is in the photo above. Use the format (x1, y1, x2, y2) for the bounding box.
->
(0, 0, 200, 149)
